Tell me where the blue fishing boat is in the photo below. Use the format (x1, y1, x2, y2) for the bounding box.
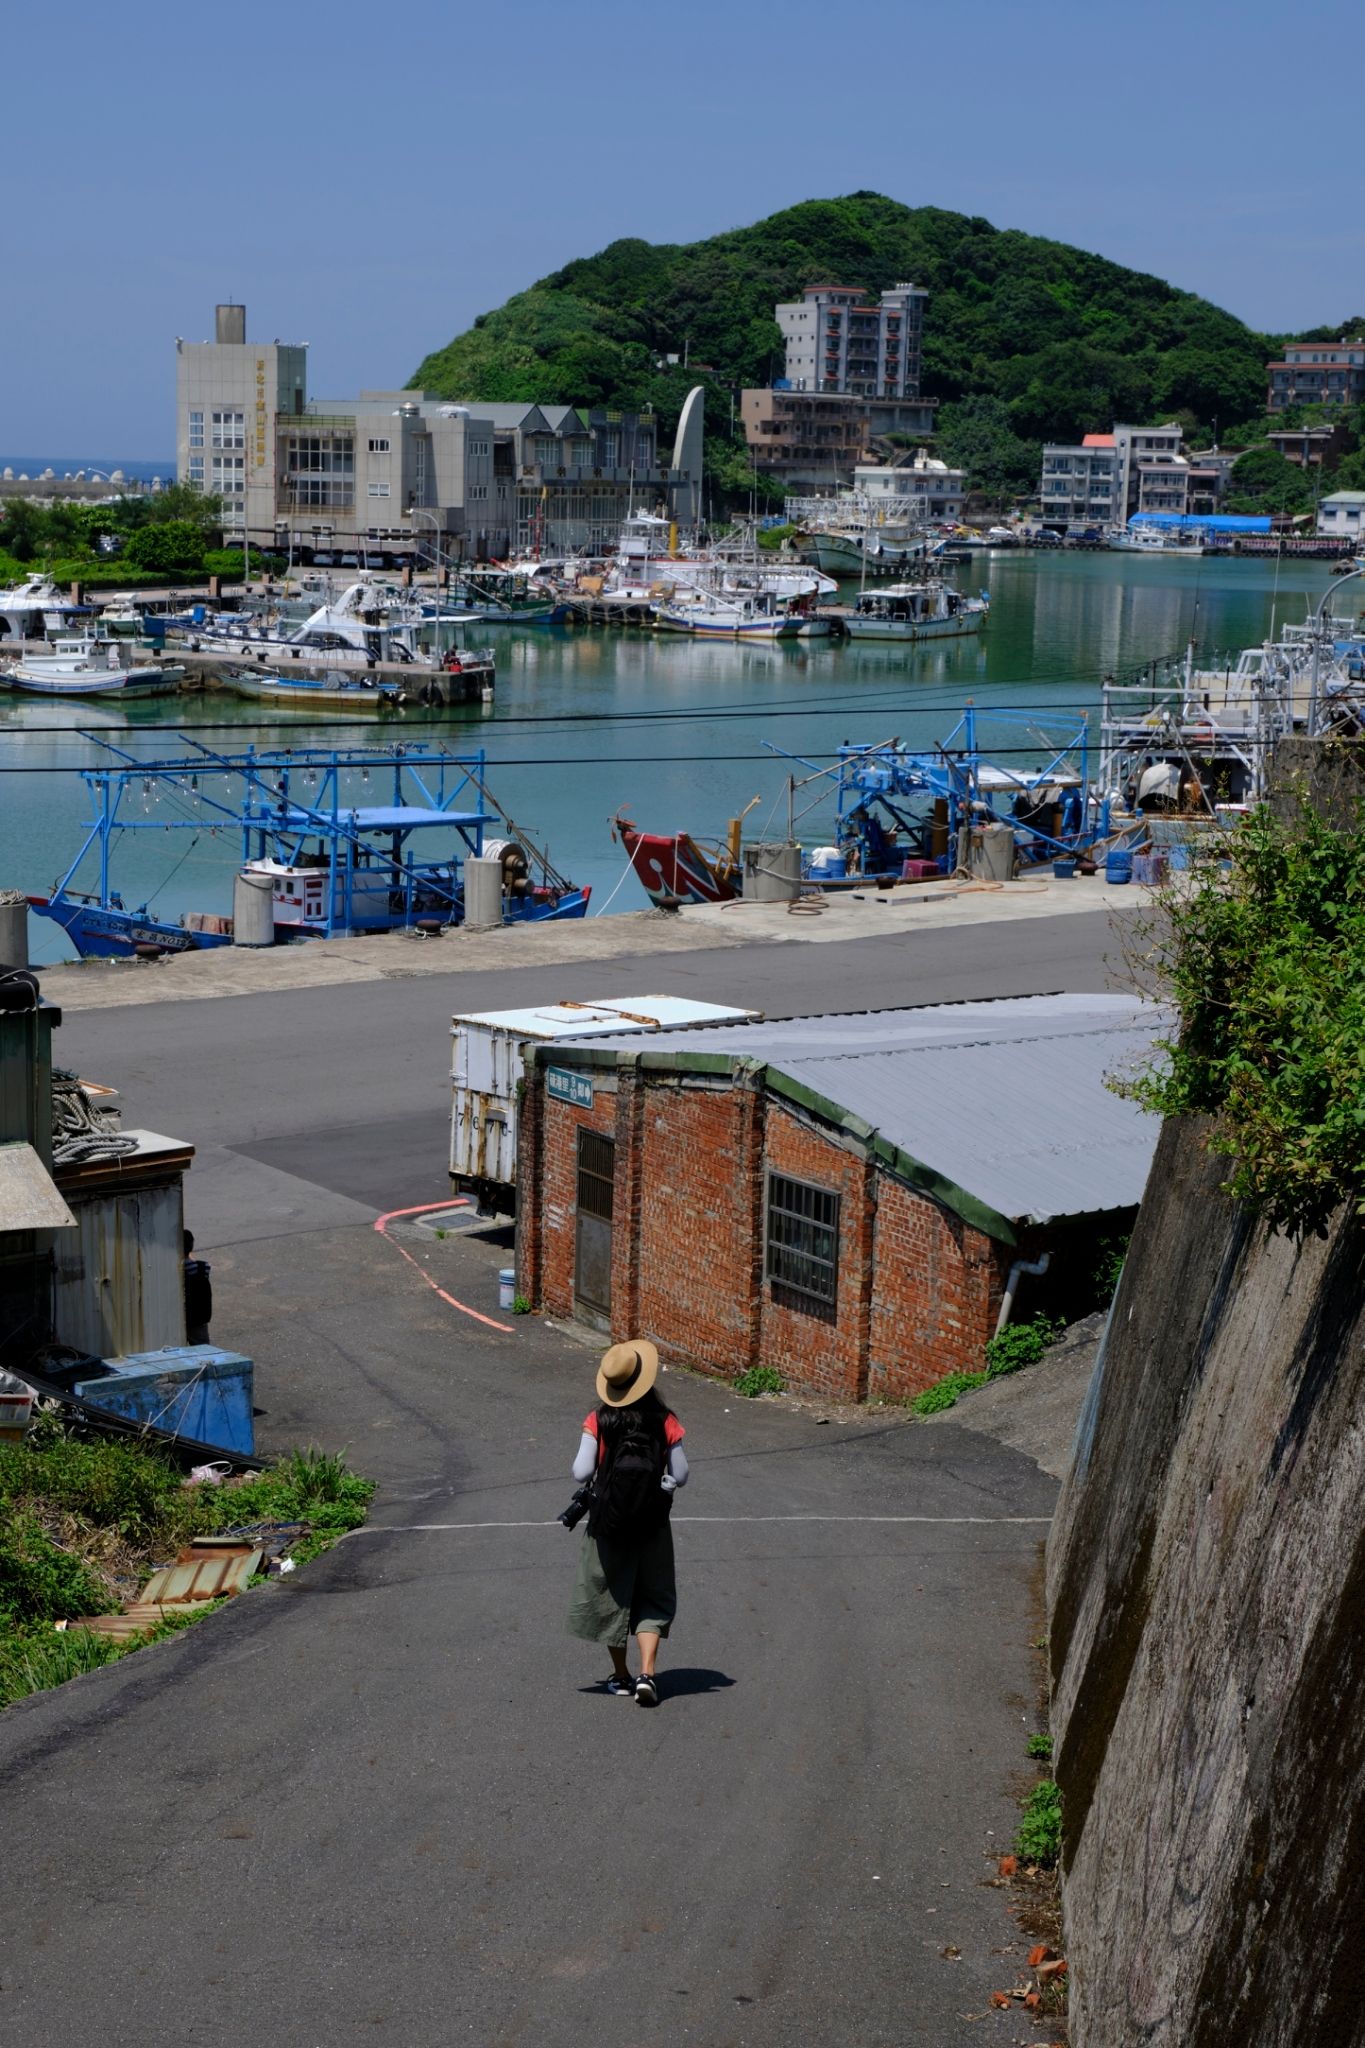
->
(27, 735, 590, 958)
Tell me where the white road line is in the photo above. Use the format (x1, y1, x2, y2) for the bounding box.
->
(351, 1514, 1052, 1532)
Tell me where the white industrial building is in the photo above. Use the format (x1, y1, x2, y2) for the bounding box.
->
(175, 304, 704, 563)
(853, 455, 965, 524)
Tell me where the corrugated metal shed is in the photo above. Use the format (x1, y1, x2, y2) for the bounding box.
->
(565, 995, 1167, 1227)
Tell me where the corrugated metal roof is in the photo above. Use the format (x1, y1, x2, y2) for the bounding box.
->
(575, 995, 1166, 1226)
(455, 995, 759, 1040)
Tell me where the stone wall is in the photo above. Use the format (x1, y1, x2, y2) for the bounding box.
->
(1047, 1112, 1365, 2045)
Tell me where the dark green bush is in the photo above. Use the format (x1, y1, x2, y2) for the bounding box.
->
(983, 1315, 1059, 1378)
(1015, 1778, 1062, 1867)
(0, 1509, 112, 1626)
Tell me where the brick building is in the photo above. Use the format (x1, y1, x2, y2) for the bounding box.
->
(516, 997, 1161, 1402)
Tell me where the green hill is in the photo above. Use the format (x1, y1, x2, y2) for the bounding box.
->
(409, 193, 1277, 496)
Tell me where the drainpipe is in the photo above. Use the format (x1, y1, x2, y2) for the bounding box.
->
(994, 1251, 1050, 1337)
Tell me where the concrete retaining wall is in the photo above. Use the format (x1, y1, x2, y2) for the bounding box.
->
(1047, 1112, 1365, 2044)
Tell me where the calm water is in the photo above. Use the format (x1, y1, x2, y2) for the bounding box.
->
(1, 550, 1337, 964)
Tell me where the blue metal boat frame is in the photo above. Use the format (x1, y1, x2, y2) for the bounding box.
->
(28, 733, 590, 958)
(768, 706, 1102, 873)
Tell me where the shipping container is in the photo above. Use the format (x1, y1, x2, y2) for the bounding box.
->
(450, 995, 761, 1212)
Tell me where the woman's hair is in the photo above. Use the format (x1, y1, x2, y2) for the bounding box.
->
(596, 1387, 672, 1448)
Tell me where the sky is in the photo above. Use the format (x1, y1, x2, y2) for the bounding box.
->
(6, 0, 1361, 455)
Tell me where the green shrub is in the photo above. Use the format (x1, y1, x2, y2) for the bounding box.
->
(0, 1508, 113, 1626)
(734, 1365, 786, 1398)
(0, 1622, 130, 1707)
(983, 1315, 1058, 1379)
(1015, 1778, 1063, 1867)
(1026, 1732, 1054, 1761)
(911, 1369, 986, 1415)
(1114, 799, 1365, 1236)
(0, 1440, 184, 1539)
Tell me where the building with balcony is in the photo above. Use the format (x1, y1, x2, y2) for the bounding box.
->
(853, 454, 965, 524)
(776, 282, 929, 400)
(1038, 435, 1118, 531)
(175, 304, 704, 562)
(740, 389, 937, 491)
(1266, 339, 1365, 413)
(1266, 423, 1351, 468)
(1111, 423, 1186, 521)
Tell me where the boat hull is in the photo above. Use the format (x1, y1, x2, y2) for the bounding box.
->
(2, 666, 178, 697)
(616, 820, 740, 907)
(842, 611, 987, 641)
(656, 610, 799, 639)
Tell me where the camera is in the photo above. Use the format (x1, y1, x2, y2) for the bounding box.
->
(558, 1483, 593, 1531)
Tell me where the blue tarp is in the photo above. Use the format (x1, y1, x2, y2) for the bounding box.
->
(1128, 513, 1273, 534)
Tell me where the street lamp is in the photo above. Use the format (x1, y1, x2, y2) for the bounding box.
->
(1309, 563, 1365, 733)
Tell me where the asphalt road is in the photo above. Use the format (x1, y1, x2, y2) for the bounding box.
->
(0, 920, 1098, 2045)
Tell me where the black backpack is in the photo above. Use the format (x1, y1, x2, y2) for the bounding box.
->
(588, 1407, 668, 1543)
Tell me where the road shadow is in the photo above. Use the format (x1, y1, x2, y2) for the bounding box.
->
(579, 1668, 737, 1702)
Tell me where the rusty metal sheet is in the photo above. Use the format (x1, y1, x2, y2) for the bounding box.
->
(140, 1549, 263, 1606)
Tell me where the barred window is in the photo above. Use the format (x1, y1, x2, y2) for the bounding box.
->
(765, 1172, 839, 1307)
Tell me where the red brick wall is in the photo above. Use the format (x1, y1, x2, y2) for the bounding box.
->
(867, 1175, 1010, 1400)
(633, 1075, 760, 1376)
(521, 1059, 1017, 1405)
(758, 1101, 874, 1402)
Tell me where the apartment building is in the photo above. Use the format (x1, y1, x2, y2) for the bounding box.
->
(776, 282, 929, 400)
(1111, 423, 1187, 520)
(1266, 339, 1365, 413)
(1038, 434, 1118, 530)
(853, 455, 965, 524)
(175, 304, 704, 560)
(740, 388, 937, 491)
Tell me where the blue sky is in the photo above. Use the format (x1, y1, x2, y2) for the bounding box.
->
(7, 0, 1360, 453)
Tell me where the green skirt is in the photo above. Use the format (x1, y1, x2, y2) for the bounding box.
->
(566, 1521, 677, 1647)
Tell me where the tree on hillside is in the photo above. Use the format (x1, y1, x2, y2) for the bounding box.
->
(0, 500, 45, 562)
(934, 397, 1039, 497)
(1224, 446, 1315, 518)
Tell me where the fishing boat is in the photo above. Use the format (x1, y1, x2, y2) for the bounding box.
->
(0, 572, 84, 640)
(221, 668, 409, 712)
(1111, 524, 1203, 557)
(655, 591, 801, 639)
(26, 738, 590, 959)
(0, 635, 180, 698)
(839, 581, 989, 641)
(177, 580, 491, 676)
(613, 710, 1092, 907)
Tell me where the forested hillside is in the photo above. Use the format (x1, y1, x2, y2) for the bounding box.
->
(410, 194, 1279, 494)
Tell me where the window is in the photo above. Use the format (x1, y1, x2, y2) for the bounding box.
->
(279, 432, 356, 511)
(367, 481, 391, 498)
(211, 410, 245, 450)
(765, 1171, 839, 1308)
(187, 454, 204, 487)
(188, 410, 204, 449)
(467, 483, 488, 500)
(368, 437, 391, 454)
(211, 454, 245, 495)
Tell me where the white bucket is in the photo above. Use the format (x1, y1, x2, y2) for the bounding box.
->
(498, 1268, 516, 1310)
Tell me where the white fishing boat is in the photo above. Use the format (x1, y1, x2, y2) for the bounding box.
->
(0, 635, 179, 697)
(0, 573, 84, 640)
(223, 653, 493, 710)
(655, 591, 800, 639)
(1111, 524, 1203, 557)
(841, 581, 990, 641)
(180, 580, 492, 678)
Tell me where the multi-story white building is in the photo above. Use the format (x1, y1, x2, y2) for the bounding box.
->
(1038, 435, 1118, 530)
(776, 283, 928, 399)
(1112, 423, 1187, 521)
(175, 304, 704, 561)
(853, 455, 965, 524)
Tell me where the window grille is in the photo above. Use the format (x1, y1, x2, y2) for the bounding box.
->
(765, 1172, 839, 1306)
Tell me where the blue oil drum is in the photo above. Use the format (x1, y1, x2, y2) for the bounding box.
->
(1106, 847, 1133, 886)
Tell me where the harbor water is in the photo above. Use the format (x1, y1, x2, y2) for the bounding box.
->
(1, 550, 1343, 964)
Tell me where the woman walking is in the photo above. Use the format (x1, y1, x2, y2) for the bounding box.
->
(566, 1340, 688, 1706)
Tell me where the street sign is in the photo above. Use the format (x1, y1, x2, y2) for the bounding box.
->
(546, 1066, 594, 1109)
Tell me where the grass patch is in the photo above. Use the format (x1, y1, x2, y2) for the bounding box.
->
(1026, 1732, 1054, 1762)
(0, 1434, 374, 1710)
(734, 1365, 786, 1398)
(1015, 1778, 1063, 1868)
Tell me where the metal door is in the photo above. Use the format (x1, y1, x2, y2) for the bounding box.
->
(574, 1129, 614, 1323)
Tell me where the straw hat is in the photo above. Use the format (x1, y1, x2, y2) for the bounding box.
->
(596, 1339, 660, 1407)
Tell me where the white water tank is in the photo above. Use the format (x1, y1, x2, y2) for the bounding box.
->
(232, 869, 275, 946)
(968, 823, 1016, 882)
(743, 841, 802, 902)
(463, 853, 505, 931)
